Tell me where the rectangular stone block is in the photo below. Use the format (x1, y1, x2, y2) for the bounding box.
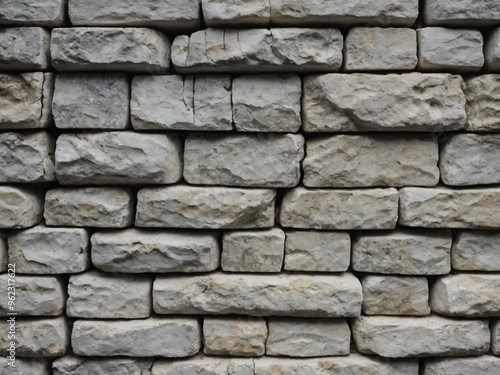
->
(51, 28, 170, 73)
(202, 0, 270, 27)
(280, 188, 399, 230)
(172, 28, 343, 74)
(0, 0, 66, 27)
(72, 318, 201, 357)
(91, 229, 220, 273)
(53, 356, 153, 375)
(153, 272, 362, 317)
(485, 28, 500, 72)
(55, 132, 182, 185)
(153, 356, 229, 375)
(0, 186, 43, 229)
(464, 75, 500, 131)
(424, 356, 500, 375)
(303, 134, 439, 187)
(424, 0, 500, 26)
(0, 358, 49, 375)
(493, 320, 500, 355)
(136, 186, 276, 229)
(303, 73, 466, 132)
(452, 231, 500, 271)
(184, 133, 304, 187)
(353, 315, 490, 358)
(0, 27, 50, 70)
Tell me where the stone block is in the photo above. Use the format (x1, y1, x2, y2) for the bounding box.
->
(0, 0, 66, 26)
(452, 231, 500, 271)
(152, 356, 228, 375)
(464, 74, 500, 131)
(0, 186, 44, 229)
(53, 356, 153, 375)
(485, 28, 500, 71)
(0, 358, 50, 375)
(424, 356, 500, 375)
(0, 27, 50, 70)
(424, 0, 500, 26)
(492, 320, 500, 355)
(194, 75, 232, 130)
(202, 0, 270, 27)
(0, 234, 6, 272)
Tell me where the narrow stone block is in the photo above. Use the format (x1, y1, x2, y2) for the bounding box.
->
(152, 356, 229, 375)
(452, 231, 500, 271)
(485, 28, 500, 71)
(424, 356, 500, 375)
(0, 0, 66, 26)
(53, 356, 153, 375)
(0, 234, 6, 272)
(424, 0, 500, 26)
(0, 358, 50, 375)
(0, 186, 44, 229)
(0, 27, 50, 70)
(492, 320, 500, 355)
(464, 74, 500, 131)
(202, 0, 270, 27)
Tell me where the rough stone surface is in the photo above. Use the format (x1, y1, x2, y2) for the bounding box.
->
(266, 318, 350, 357)
(424, 0, 500, 26)
(345, 28, 417, 71)
(194, 75, 232, 130)
(55, 132, 182, 185)
(493, 320, 500, 355)
(0, 27, 50, 70)
(203, 0, 270, 27)
(53, 356, 153, 375)
(72, 318, 201, 357)
(232, 74, 302, 132)
(303, 134, 439, 187)
(136, 186, 276, 229)
(0, 358, 50, 375)
(352, 230, 452, 275)
(464, 74, 500, 131)
(8, 226, 89, 274)
(485, 28, 500, 71)
(172, 28, 343, 74)
(51, 28, 171, 73)
(284, 231, 350, 272)
(184, 133, 304, 187)
(0, 186, 43, 229)
(303, 73, 466, 132)
(353, 315, 490, 358)
(0, 0, 66, 26)
(153, 356, 229, 375)
(154, 272, 362, 317)
(91, 229, 220, 273)
(0, 131, 55, 183)
(424, 356, 500, 375)
(280, 188, 399, 229)
(452, 231, 500, 271)
(0, 234, 6, 272)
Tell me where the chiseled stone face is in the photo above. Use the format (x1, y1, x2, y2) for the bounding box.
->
(203, 0, 270, 26)
(0, 358, 50, 375)
(0, 186, 44, 229)
(194, 75, 233, 130)
(485, 28, 500, 71)
(424, 356, 500, 375)
(0, 0, 66, 26)
(424, 0, 500, 26)
(452, 231, 500, 271)
(492, 320, 500, 355)
(0, 234, 6, 272)
(0, 27, 50, 70)
(153, 357, 229, 375)
(464, 74, 500, 131)
(53, 356, 153, 375)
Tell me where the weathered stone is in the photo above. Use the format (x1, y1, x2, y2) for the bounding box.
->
(485, 28, 500, 71)
(184, 133, 304, 187)
(194, 75, 232, 130)
(152, 356, 229, 375)
(0, 186, 43, 229)
(53, 73, 130, 129)
(424, 0, 500, 26)
(345, 27, 417, 71)
(222, 229, 285, 273)
(51, 28, 171, 73)
(136, 186, 276, 229)
(266, 318, 350, 357)
(362, 276, 430, 316)
(280, 188, 399, 229)
(55, 132, 182, 185)
(154, 272, 362, 317)
(8, 226, 89, 274)
(203, 0, 270, 27)
(452, 231, 500, 271)
(492, 320, 500, 355)
(0, 131, 55, 183)
(464, 74, 500, 131)
(0, 358, 50, 375)
(303, 134, 439, 187)
(228, 359, 254, 375)
(399, 187, 500, 228)
(172, 28, 343, 74)
(352, 230, 452, 275)
(424, 356, 500, 375)
(284, 231, 350, 272)
(0, 27, 50, 70)
(0, 234, 6, 272)
(91, 229, 220, 273)
(232, 74, 301, 132)
(53, 356, 153, 375)
(0, 276, 65, 316)
(72, 318, 201, 357)
(0, 0, 66, 26)
(203, 317, 267, 356)
(303, 73, 466, 132)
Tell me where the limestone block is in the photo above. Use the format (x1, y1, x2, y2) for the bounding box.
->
(280, 188, 399, 230)
(0, 27, 50, 70)
(51, 28, 171, 73)
(228, 359, 254, 375)
(0, 186, 44, 229)
(284, 231, 350, 272)
(345, 28, 417, 71)
(452, 231, 500, 271)
(424, 356, 500, 375)
(91, 229, 220, 273)
(492, 320, 500, 355)
(194, 75, 232, 130)
(464, 74, 500, 131)
(136, 186, 276, 229)
(202, 0, 270, 27)
(152, 356, 228, 375)
(353, 315, 490, 358)
(303, 73, 466, 132)
(72, 318, 201, 357)
(0, 358, 50, 375)
(0, 131, 55, 183)
(232, 74, 301, 132)
(424, 0, 500, 26)
(53, 356, 153, 375)
(0, 0, 66, 26)
(184, 133, 304, 187)
(0, 234, 6, 272)
(303, 134, 439, 187)
(352, 230, 452, 275)
(266, 318, 350, 357)
(153, 272, 362, 317)
(55, 132, 182, 185)
(485, 28, 500, 71)
(172, 28, 343, 74)
(8, 226, 89, 274)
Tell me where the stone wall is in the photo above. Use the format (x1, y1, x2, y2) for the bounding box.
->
(1, 1, 500, 374)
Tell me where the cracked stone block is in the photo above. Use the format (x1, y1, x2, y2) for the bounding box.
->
(0, 27, 50, 70)
(452, 231, 500, 271)
(424, 0, 500, 26)
(0, 0, 66, 27)
(0, 186, 44, 229)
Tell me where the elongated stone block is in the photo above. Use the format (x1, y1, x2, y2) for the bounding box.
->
(0, 0, 66, 27)
(0, 186, 43, 229)
(424, 356, 500, 375)
(424, 0, 500, 26)
(53, 356, 153, 375)
(464, 75, 500, 131)
(152, 356, 229, 375)
(485, 28, 500, 71)
(0, 358, 50, 375)
(202, 0, 270, 27)
(0, 27, 50, 70)
(452, 231, 500, 271)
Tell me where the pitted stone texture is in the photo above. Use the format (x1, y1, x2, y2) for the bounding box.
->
(464, 75, 500, 131)
(452, 231, 500, 271)
(91, 229, 220, 273)
(137, 186, 276, 229)
(154, 272, 362, 317)
(53, 356, 153, 375)
(0, 186, 43, 229)
(194, 75, 232, 130)
(203, 317, 267, 356)
(493, 320, 500, 355)
(233, 74, 301, 132)
(55, 132, 182, 185)
(0, 28, 50, 70)
(485, 28, 500, 71)
(185, 133, 304, 188)
(228, 359, 254, 375)
(8, 226, 89, 274)
(352, 230, 452, 275)
(424, 356, 500, 375)
(51, 28, 171, 73)
(0, 0, 66, 26)
(353, 315, 490, 358)
(172, 28, 343, 74)
(222, 229, 285, 273)
(424, 0, 500, 26)
(0, 358, 50, 375)
(284, 231, 350, 272)
(0, 276, 65, 316)
(303, 73, 466, 132)
(0, 131, 55, 183)
(345, 28, 417, 71)
(304, 134, 439, 187)
(362, 276, 430, 316)
(266, 318, 350, 357)
(0, 234, 6, 272)
(280, 188, 399, 230)
(399, 187, 500, 228)
(203, 0, 270, 27)
(153, 356, 229, 375)
(72, 318, 201, 357)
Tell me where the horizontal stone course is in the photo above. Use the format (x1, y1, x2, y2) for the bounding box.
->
(0, 27, 50, 70)
(0, 0, 66, 26)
